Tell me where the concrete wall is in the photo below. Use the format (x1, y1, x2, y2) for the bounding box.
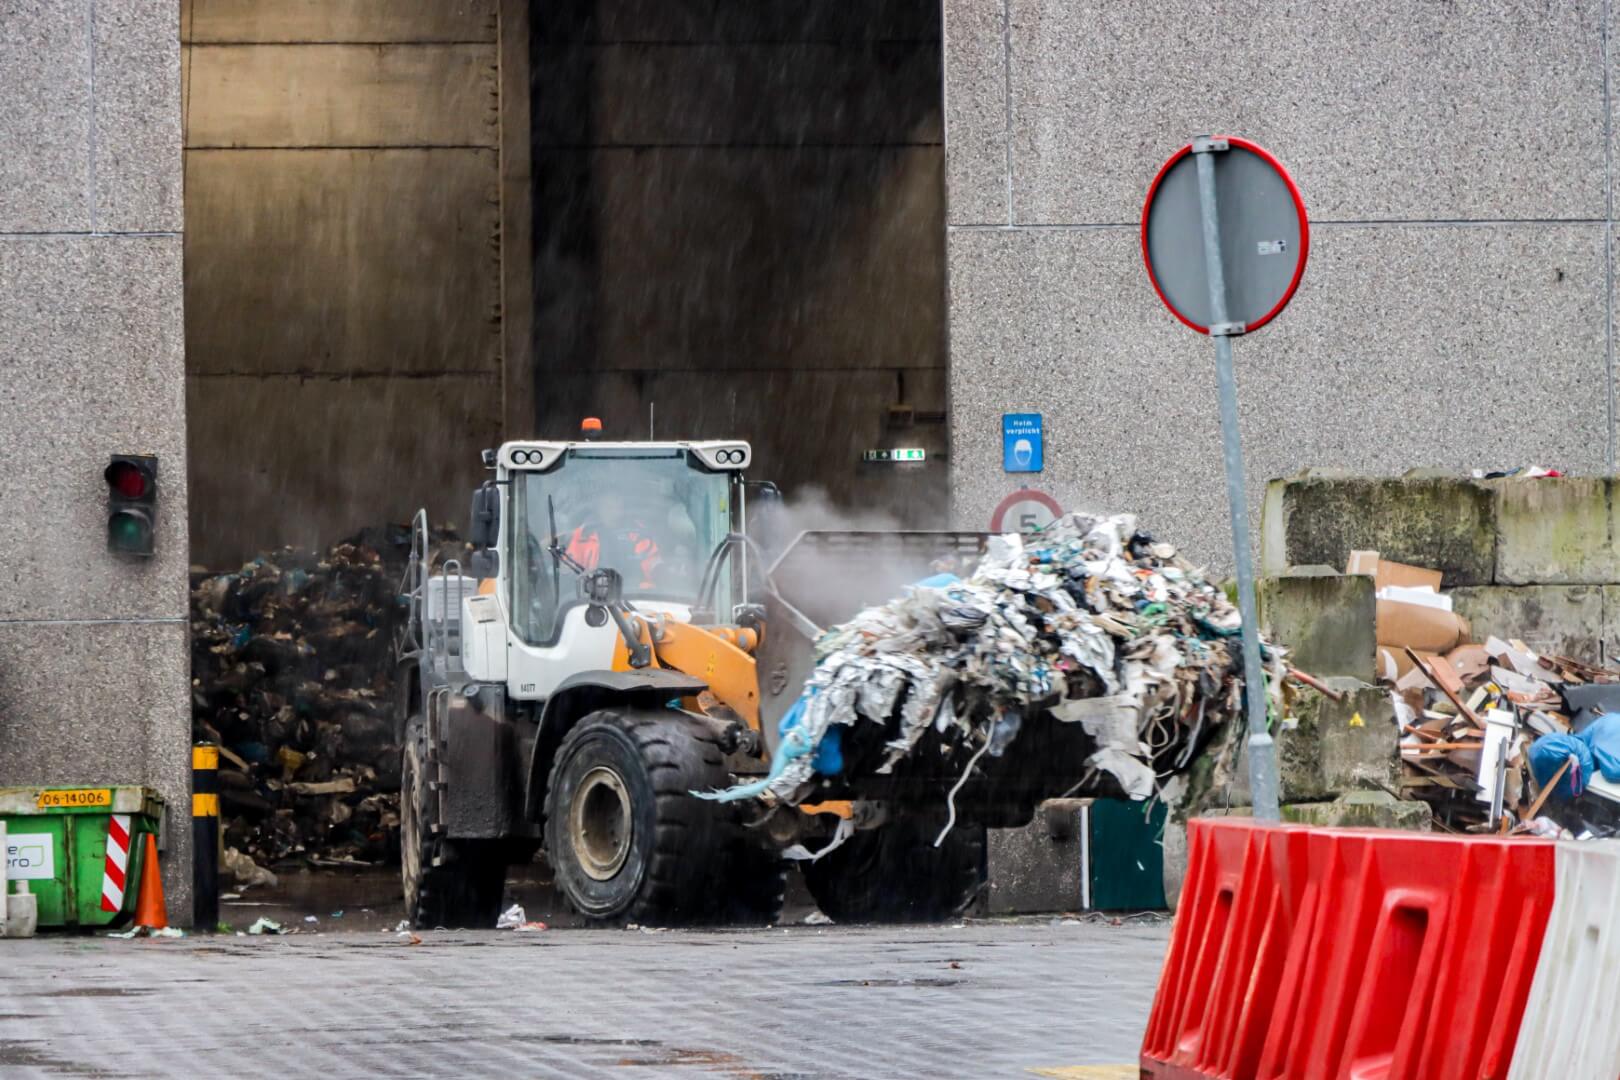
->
(943, 2, 1614, 564)
(182, 0, 533, 567)
(533, 1, 950, 525)
(0, 1, 192, 917)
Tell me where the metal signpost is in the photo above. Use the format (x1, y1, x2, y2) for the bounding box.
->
(1141, 135, 1309, 822)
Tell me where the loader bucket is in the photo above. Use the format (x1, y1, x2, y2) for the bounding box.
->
(756, 530, 989, 756)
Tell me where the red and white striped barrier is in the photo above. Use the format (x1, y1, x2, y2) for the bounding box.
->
(100, 813, 132, 913)
(1143, 820, 1620, 1079)
(1508, 839, 1620, 1078)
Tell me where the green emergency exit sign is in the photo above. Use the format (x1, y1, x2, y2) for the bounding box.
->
(863, 448, 926, 463)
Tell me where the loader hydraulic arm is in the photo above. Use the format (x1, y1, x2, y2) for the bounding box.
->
(611, 617, 761, 731)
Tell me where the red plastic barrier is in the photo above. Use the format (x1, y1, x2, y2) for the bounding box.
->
(1142, 819, 1558, 1080)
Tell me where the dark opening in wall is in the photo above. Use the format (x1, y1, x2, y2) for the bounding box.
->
(530, 0, 949, 525)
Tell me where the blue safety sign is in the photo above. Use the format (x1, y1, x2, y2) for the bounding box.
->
(1002, 414, 1043, 473)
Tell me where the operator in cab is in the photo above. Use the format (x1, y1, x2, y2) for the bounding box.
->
(566, 490, 662, 590)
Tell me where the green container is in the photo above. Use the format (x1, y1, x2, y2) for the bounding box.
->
(1, 786, 165, 929)
(1086, 798, 1168, 911)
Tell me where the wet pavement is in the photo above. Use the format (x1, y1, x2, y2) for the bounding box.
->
(0, 917, 1168, 1079)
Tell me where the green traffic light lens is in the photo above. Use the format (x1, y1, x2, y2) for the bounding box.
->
(108, 511, 152, 553)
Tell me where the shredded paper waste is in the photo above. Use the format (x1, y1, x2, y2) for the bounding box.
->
(701, 513, 1283, 821)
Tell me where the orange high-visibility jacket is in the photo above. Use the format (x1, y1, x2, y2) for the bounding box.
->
(567, 525, 660, 589)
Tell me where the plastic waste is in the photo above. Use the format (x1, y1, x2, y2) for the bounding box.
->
(1528, 733, 1592, 799)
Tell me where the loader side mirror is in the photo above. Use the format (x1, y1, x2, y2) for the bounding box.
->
(470, 481, 499, 550)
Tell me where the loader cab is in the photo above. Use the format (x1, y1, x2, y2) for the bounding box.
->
(476, 438, 754, 701)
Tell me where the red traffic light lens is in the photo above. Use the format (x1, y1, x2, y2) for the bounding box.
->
(105, 461, 150, 499)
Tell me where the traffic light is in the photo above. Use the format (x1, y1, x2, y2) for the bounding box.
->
(104, 454, 157, 556)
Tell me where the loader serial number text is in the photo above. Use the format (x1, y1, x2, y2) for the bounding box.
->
(36, 788, 111, 809)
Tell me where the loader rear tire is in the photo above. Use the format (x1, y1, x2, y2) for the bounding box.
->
(544, 707, 785, 926)
(803, 816, 987, 923)
(400, 719, 508, 929)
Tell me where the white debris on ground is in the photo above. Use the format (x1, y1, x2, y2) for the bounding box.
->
(704, 513, 1284, 814)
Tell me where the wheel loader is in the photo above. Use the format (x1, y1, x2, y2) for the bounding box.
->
(395, 428, 1105, 927)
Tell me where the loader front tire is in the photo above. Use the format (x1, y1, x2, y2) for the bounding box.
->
(400, 719, 507, 929)
(803, 816, 987, 923)
(544, 707, 784, 926)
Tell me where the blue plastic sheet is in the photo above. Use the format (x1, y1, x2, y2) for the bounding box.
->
(1527, 732, 1592, 799)
(1581, 712, 1620, 782)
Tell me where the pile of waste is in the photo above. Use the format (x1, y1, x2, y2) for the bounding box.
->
(706, 513, 1285, 814)
(1332, 549, 1620, 835)
(189, 525, 468, 873)
(1385, 637, 1620, 837)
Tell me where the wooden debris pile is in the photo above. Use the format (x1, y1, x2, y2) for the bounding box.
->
(189, 525, 469, 872)
(1391, 637, 1620, 836)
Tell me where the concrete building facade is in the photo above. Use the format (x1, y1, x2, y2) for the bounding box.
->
(942, 1, 1614, 570)
(1, 1, 191, 914)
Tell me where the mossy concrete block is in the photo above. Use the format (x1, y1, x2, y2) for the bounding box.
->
(1450, 584, 1605, 663)
(1205, 790, 1432, 831)
(1605, 587, 1620, 667)
(1490, 477, 1620, 585)
(1262, 472, 1496, 586)
(1259, 572, 1377, 681)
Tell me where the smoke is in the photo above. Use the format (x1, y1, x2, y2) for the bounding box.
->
(756, 486, 979, 631)
(758, 484, 906, 543)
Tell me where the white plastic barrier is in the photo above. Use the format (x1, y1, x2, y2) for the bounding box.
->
(1508, 839, 1620, 1079)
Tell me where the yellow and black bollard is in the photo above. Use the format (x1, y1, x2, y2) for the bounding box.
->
(192, 742, 220, 928)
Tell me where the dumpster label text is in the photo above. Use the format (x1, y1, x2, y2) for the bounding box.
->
(36, 788, 111, 809)
(6, 833, 54, 880)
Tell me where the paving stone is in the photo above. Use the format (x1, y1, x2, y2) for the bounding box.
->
(0, 921, 1170, 1077)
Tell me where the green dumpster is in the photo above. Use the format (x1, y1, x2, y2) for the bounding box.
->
(1, 786, 165, 929)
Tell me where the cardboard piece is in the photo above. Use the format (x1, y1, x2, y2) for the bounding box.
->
(1446, 643, 1491, 684)
(1375, 599, 1471, 654)
(1396, 651, 1447, 693)
(1346, 550, 1444, 592)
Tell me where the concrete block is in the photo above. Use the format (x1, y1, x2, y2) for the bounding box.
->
(0, 0, 92, 230)
(986, 803, 1082, 915)
(0, 621, 193, 925)
(1281, 792, 1432, 831)
(184, 44, 498, 148)
(1005, 0, 1604, 225)
(186, 372, 497, 568)
(1205, 791, 1433, 832)
(942, 0, 1007, 225)
(1491, 477, 1620, 585)
(0, 236, 188, 622)
(1451, 585, 1606, 663)
(1606, 586, 1620, 666)
(185, 0, 497, 43)
(1258, 572, 1377, 682)
(1267, 474, 1498, 587)
(946, 224, 1608, 572)
(1315, 688, 1401, 795)
(183, 149, 500, 376)
(94, 0, 183, 232)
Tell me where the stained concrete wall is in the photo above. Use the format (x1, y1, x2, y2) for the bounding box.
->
(182, 0, 533, 567)
(0, 1, 192, 918)
(944, 2, 1615, 562)
(533, 1, 949, 525)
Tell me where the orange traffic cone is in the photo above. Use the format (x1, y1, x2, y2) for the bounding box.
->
(133, 833, 168, 930)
